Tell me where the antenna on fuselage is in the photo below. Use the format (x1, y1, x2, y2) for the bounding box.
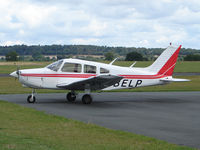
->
(109, 57, 118, 65)
(129, 61, 137, 68)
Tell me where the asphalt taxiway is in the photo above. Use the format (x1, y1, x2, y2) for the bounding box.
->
(0, 92, 200, 148)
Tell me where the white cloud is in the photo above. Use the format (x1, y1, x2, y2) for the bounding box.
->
(0, 0, 200, 48)
(71, 38, 99, 45)
(170, 7, 200, 25)
(2, 40, 24, 46)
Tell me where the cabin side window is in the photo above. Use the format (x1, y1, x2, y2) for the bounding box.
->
(84, 65, 96, 74)
(100, 68, 109, 74)
(61, 63, 81, 73)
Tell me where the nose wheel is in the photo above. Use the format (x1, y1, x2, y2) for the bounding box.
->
(27, 89, 36, 103)
(27, 95, 36, 103)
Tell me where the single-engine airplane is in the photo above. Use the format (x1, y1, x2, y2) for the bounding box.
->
(10, 44, 189, 104)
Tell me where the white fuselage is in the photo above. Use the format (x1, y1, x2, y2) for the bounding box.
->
(14, 59, 167, 91)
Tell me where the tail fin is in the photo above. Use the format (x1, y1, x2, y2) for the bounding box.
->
(146, 45, 181, 76)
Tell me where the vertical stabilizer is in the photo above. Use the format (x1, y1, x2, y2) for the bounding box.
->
(146, 45, 181, 76)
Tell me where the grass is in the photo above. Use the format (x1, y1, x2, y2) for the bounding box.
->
(0, 100, 195, 150)
(0, 62, 50, 74)
(0, 61, 200, 74)
(0, 76, 199, 94)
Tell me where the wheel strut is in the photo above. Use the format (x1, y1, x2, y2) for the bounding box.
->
(27, 89, 36, 103)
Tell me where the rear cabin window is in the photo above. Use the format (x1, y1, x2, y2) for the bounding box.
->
(84, 65, 96, 74)
(61, 63, 81, 73)
(100, 68, 109, 74)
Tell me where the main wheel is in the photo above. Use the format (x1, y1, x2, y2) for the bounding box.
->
(27, 95, 36, 103)
(67, 92, 76, 102)
(82, 94, 92, 104)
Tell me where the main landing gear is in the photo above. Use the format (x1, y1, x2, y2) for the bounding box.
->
(82, 94, 92, 104)
(66, 91, 76, 102)
(27, 89, 36, 103)
(66, 90, 93, 104)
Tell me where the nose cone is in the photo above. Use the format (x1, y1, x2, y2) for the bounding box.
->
(10, 71, 18, 78)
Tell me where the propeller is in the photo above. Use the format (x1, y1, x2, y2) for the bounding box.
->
(15, 66, 21, 80)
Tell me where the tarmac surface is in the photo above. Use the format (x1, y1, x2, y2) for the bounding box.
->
(0, 92, 200, 148)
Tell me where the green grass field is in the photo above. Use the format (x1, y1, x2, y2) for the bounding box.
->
(0, 76, 199, 94)
(0, 62, 50, 74)
(0, 61, 200, 74)
(0, 100, 195, 150)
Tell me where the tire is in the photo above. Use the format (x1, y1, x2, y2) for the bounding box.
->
(82, 94, 92, 104)
(67, 92, 76, 102)
(27, 95, 36, 103)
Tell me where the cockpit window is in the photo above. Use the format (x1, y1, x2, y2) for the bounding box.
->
(100, 68, 109, 74)
(84, 65, 96, 74)
(61, 63, 81, 73)
(46, 60, 63, 72)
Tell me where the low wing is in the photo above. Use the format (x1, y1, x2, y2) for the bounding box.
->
(160, 77, 190, 82)
(57, 75, 123, 91)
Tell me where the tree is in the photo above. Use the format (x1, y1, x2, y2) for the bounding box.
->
(5, 51, 18, 61)
(184, 54, 200, 61)
(32, 51, 44, 61)
(104, 52, 114, 61)
(57, 55, 67, 60)
(125, 51, 143, 61)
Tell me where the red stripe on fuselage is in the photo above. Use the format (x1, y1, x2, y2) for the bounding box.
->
(21, 73, 96, 78)
(21, 73, 167, 79)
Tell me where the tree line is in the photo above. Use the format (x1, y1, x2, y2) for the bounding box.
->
(1, 44, 200, 61)
(1, 45, 200, 56)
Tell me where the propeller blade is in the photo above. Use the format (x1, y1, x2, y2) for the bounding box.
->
(16, 66, 21, 79)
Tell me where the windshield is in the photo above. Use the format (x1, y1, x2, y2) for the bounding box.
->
(46, 60, 63, 71)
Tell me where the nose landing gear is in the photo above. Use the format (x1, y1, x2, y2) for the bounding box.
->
(27, 89, 36, 103)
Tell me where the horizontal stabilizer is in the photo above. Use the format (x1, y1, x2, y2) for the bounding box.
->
(160, 78, 190, 82)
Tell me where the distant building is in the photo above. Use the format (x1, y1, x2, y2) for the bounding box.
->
(72, 55, 104, 59)
(43, 55, 57, 60)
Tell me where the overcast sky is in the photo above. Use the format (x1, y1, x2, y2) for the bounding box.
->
(0, 0, 200, 48)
